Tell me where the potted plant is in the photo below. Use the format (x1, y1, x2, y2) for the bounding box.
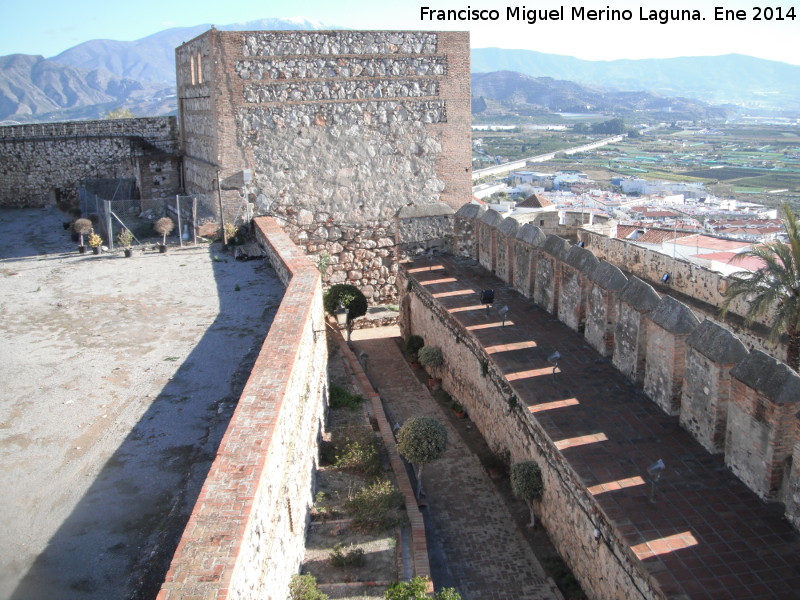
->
(117, 228, 134, 257)
(224, 222, 239, 248)
(154, 217, 175, 253)
(406, 334, 424, 368)
(482, 452, 508, 479)
(418, 345, 444, 390)
(88, 231, 103, 255)
(73, 218, 92, 253)
(450, 400, 467, 419)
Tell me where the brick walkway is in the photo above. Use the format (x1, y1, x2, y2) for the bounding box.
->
(351, 327, 562, 600)
(401, 255, 800, 600)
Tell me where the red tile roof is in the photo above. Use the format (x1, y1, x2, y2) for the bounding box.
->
(518, 193, 554, 208)
(693, 251, 766, 272)
(673, 235, 752, 251)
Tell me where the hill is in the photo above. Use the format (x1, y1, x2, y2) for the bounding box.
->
(471, 71, 727, 121)
(51, 18, 333, 85)
(0, 54, 174, 122)
(472, 49, 800, 112)
(1, 22, 798, 123)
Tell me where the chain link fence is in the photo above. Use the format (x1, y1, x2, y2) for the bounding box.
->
(77, 192, 200, 250)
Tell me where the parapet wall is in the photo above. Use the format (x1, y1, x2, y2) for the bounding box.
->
(579, 228, 783, 359)
(0, 117, 180, 208)
(451, 206, 800, 529)
(157, 217, 328, 600)
(398, 269, 661, 600)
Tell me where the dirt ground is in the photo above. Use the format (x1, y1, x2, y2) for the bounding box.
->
(0, 208, 285, 600)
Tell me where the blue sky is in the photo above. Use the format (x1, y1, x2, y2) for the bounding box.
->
(2, 0, 799, 65)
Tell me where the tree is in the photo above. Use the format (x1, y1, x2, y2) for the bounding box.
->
(104, 107, 135, 119)
(384, 576, 461, 600)
(154, 217, 175, 247)
(396, 416, 447, 498)
(73, 218, 92, 247)
(511, 461, 544, 528)
(323, 284, 368, 341)
(720, 203, 800, 371)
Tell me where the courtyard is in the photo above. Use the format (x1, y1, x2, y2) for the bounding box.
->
(0, 208, 284, 599)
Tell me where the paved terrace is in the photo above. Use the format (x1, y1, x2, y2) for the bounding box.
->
(407, 255, 800, 600)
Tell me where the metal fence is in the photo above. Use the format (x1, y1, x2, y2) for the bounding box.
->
(78, 193, 199, 250)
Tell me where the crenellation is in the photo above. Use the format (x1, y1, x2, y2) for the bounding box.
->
(643, 296, 701, 415)
(585, 260, 628, 356)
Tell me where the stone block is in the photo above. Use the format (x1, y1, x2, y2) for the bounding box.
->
(584, 260, 628, 357)
(679, 320, 748, 453)
(534, 235, 570, 314)
(643, 296, 700, 415)
(557, 245, 599, 332)
(512, 223, 546, 298)
(786, 416, 800, 531)
(727, 350, 800, 501)
(612, 277, 660, 385)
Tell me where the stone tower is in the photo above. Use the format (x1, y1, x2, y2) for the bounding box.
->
(176, 29, 471, 301)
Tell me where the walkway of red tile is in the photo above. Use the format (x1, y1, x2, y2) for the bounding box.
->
(403, 255, 800, 600)
(350, 326, 562, 600)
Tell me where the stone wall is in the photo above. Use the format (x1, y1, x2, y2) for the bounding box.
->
(0, 117, 179, 208)
(176, 29, 471, 303)
(398, 269, 662, 600)
(448, 205, 800, 532)
(158, 217, 328, 600)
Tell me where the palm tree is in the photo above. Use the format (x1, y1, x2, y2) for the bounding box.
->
(720, 203, 800, 370)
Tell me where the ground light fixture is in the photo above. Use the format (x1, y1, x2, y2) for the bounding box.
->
(499, 305, 509, 326)
(334, 304, 350, 342)
(647, 458, 665, 502)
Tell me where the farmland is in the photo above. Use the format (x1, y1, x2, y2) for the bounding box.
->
(474, 121, 800, 209)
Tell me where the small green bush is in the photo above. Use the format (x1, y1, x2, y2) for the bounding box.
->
(384, 577, 462, 600)
(329, 383, 366, 410)
(329, 542, 366, 568)
(289, 573, 329, 600)
(323, 284, 368, 322)
(345, 479, 402, 530)
(406, 335, 424, 361)
(334, 425, 382, 477)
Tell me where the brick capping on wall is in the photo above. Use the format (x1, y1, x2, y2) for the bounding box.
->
(157, 216, 328, 600)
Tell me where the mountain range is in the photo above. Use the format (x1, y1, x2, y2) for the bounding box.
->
(1, 19, 798, 123)
(471, 71, 727, 121)
(472, 48, 800, 112)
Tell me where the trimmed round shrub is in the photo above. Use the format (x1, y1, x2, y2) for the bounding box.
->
(511, 461, 544, 502)
(323, 284, 368, 322)
(418, 346, 444, 370)
(154, 217, 175, 244)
